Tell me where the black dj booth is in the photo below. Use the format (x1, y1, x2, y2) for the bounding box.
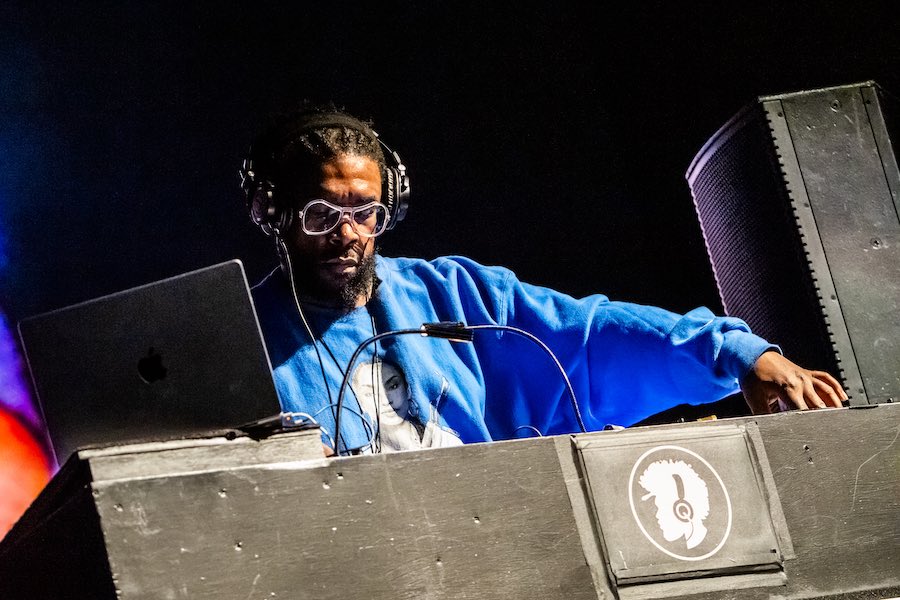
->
(0, 404, 897, 599)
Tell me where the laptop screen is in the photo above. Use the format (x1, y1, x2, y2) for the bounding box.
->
(17, 260, 283, 468)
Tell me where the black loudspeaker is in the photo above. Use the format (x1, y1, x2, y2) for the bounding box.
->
(686, 81, 900, 406)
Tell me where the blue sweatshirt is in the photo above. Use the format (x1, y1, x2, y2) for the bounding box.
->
(252, 255, 774, 454)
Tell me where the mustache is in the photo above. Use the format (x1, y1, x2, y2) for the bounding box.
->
(320, 239, 371, 262)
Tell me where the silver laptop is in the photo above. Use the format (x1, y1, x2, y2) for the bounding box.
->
(17, 259, 283, 468)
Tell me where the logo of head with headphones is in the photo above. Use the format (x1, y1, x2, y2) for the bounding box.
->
(239, 110, 410, 238)
(629, 445, 733, 561)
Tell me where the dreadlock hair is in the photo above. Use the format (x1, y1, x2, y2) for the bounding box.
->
(246, 102, 387, 206)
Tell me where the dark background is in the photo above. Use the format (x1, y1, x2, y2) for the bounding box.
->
(2, 1, 899, 327)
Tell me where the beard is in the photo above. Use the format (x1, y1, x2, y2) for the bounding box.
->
(335, 250, 377, 307)
(288, 243, 378, 309)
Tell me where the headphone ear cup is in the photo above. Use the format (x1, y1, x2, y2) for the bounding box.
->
(383, 164, 410, 231)
(376, 139, 410, 231)
(249, 180, 291, 237)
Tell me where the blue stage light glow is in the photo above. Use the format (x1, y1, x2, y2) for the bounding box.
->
(0, 22, 45, 304)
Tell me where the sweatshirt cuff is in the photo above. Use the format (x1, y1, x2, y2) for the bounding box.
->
(719, 330, 781, 381)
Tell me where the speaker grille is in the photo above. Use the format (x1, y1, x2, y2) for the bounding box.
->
(688, 107, 841, 380)
(688, 82, 900, 404)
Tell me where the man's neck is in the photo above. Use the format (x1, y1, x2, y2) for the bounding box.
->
(293, 288, 370, 311)
(280, 254, 377, 311)
(284, 271, 373, 311)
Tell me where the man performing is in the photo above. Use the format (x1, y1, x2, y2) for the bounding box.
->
(241, 105, 846, 456)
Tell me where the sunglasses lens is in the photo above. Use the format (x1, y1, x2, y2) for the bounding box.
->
(303, 202, 340, 233)
(301, 201, 389, 237)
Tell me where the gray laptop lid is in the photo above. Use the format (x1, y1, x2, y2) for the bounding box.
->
(18, 259, 283, 468)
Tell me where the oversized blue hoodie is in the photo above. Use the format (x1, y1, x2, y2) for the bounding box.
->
(252, 255, 774, 454)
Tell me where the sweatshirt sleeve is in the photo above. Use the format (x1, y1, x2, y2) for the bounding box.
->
(499, 271, 777, 429)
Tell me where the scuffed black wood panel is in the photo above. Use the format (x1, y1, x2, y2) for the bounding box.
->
(573, 406, 900, 599)
(755, 406, 900, 596)
(0, 485, 117, 600)
(94, 439, 596, 600)
(3, 407, 898, 599)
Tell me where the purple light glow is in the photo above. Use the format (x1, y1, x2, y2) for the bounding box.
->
(0, 308, 41, 431)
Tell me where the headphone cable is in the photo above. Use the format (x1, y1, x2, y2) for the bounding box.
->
(278, 236, 372, 454)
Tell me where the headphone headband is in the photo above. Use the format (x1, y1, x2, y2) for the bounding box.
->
(240, 112, 410, 237)
(281, 113, 379, 141)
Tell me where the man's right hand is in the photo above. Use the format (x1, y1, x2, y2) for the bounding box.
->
(741, 350, 847, 413)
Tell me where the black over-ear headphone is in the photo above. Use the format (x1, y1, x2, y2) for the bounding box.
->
(239, 112, 410, 237)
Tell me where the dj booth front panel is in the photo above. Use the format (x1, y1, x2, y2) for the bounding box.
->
(0, 405, 898, 599)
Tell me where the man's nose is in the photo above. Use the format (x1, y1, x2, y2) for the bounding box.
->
(330, 216, 359, 243)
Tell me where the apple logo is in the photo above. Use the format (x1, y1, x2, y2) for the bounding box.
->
(137, 347, 167, 384)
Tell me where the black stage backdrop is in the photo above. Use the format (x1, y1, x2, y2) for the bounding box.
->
(2, 2, 898, 328)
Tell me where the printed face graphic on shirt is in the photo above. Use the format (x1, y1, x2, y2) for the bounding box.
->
(381, 361, 412, 419)
(350, 358, 462, 452)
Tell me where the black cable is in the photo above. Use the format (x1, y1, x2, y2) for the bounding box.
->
(311, 403, 376, 453)
(278, 237, 335, 407)
(333, 328, 424, 454)
(332, 322, 586, 456)
(371, 319, 382, 453)
(464, 324, 586, 433)
(277, 236, 371, 454)
(514, 425, 544, 438)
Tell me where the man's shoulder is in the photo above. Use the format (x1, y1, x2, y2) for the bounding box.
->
(375, 255, 517, 322)
(378, 255, 515, 283)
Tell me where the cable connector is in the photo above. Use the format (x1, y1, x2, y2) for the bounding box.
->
(421, 321, 475, 342)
